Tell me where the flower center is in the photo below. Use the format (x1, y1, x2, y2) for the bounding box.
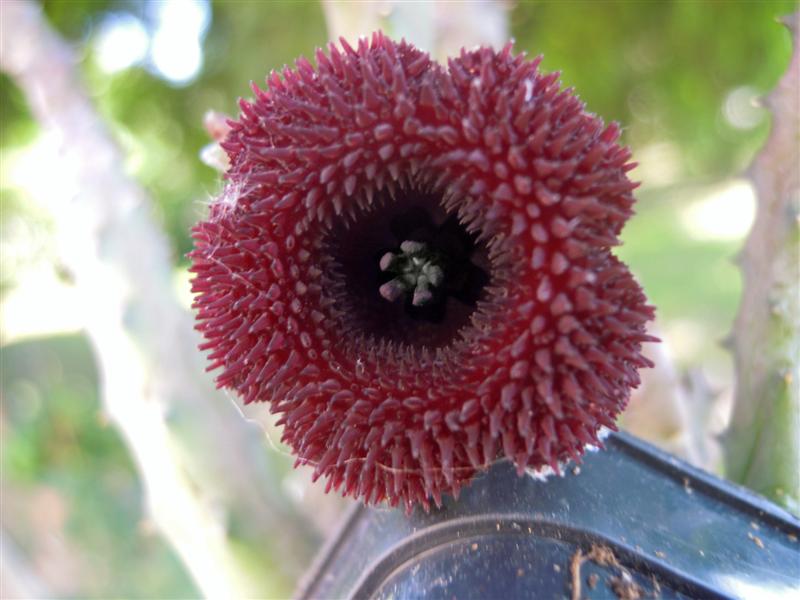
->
(379, 241, 445, 307)
(321, 187, 491, 348)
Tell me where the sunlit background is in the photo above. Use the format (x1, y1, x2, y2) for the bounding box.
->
(1, 0, 796, 597)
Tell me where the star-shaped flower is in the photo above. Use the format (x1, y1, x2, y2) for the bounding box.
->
(190, 32, 656, 512)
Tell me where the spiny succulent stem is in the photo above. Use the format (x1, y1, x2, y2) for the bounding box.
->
(724, 12, 800, 516)
(379, 240, 445, 306)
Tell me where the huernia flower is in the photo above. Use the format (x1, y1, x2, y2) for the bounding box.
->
(189, 32, 656, 512)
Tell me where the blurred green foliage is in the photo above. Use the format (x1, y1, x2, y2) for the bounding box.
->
(51, 0, 327, 259)
(1, 0, 797, 597)
(1, 335, 197, 598)
(616, 183, 743, 373)
(514, 0, 796, 177)
(0, 74, 40, 296)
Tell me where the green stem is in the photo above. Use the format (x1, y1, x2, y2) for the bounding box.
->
(724, 12, 800, 516)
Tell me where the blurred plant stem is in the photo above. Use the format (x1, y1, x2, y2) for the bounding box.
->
(0, 2, 318, 596)
(321, 0, 510, 62)
(622, 341, 719, 470)
(724, 12, 799, 516)
(0, 533, 52, 599)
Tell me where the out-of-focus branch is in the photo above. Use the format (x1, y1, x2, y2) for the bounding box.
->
(321, 0, 510, 61)
(622, 340, 717, 468)
(724, 12, 799, 515)
(0, 2, 318, 596)
(0, 533, 51, 600)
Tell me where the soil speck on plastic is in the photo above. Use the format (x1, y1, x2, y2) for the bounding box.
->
(610, 572, 644, 600)
(569, 549, 584, 600)
(748, 532, 765, 549)
(569, 544, 661, 600)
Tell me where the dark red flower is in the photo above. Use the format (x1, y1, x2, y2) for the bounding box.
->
(189, 33, 656, 512)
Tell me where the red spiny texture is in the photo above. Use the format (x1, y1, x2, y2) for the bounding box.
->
(189, 32, 656, 513)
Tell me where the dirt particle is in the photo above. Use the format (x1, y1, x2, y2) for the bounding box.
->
(788, 533, 798, 543)
(554, 564, 561, 573)
(609, 572, 644, 600)
(750, 521, 760, 531)
(569, 549, 584, 600)
(570, 546, 621, 600)
(586, 544, 621, 568)
(471, 543, 478, 551)
(569, 544, 660, 600)
(517, 568, 525, 577)
(572, 465, 581, 476)
(654, 550, 665, 559)
(747, 532, 765, 549)
(683, 477, 694, 495)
